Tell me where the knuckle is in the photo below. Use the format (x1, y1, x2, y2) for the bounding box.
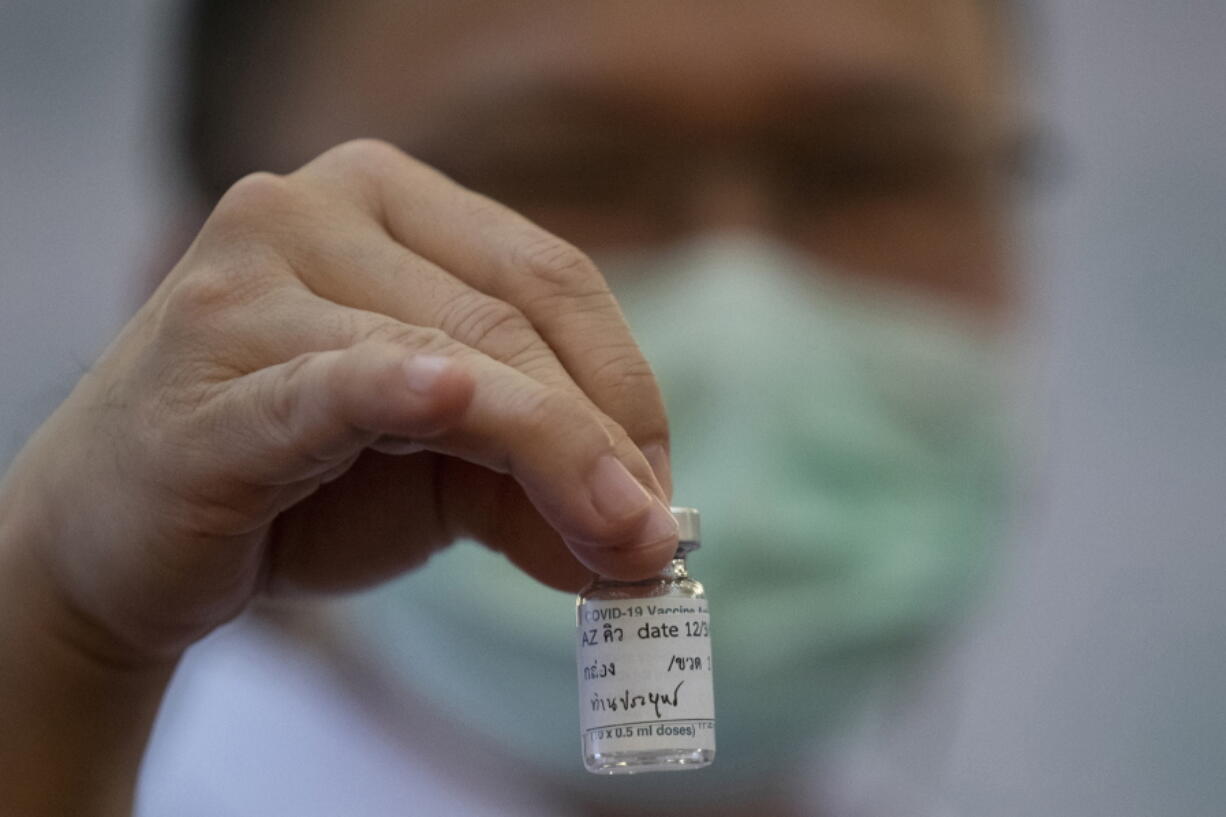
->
(163, 261, 280, 324)
(588, 346, 659, 396)
(164, 271, 235, 320)
(200, 172, 315, 263)
(359, 322, 454, 356)
(212, 171, 297, 227)
(514, 235, 605, 293)
(439, 294, 536, 356)
(324, 138, 407, 177)
(587, 348, 668, 441)
(518, 385, 597, 444)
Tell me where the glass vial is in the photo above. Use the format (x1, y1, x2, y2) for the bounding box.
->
(575, 506, 715, 774)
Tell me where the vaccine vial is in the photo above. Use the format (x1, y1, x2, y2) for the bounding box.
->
(576, 506, 715, 774)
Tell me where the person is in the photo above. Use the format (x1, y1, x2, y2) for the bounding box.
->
(0, 1, 1032, 815)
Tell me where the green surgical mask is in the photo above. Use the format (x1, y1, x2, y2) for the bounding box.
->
(345, 234, 1011, 802)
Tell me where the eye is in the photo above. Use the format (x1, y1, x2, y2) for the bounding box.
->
(457, 148, 656, 208)
(764, 133, 992, 213)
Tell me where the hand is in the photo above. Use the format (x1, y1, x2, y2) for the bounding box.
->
(1, 139, 677, 665)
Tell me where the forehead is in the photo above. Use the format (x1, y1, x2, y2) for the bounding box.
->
(289, 0, 1009, 139)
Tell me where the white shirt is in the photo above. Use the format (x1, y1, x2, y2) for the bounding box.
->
(136, 615, 573, 817)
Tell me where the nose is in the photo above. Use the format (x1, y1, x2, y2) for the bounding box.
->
(679, 158, 777, 236)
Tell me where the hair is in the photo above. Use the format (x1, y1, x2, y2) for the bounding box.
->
(177, 0, 312, 202)
(176, 0, 1032, 204)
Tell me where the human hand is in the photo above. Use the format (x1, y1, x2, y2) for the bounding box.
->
(0, 140, 676, 664)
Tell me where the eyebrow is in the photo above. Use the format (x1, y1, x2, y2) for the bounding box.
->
(410, 72, 1025, 164)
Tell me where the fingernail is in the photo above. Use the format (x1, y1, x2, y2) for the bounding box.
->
(403, 355, 450, 395)
(641, 442, 672, 499)
(588, 455, 654, 523)
(639, 498, 681, 545)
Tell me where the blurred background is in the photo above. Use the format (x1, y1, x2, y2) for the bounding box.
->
(1, 1, 1223, 815)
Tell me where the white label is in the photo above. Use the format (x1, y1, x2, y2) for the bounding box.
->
(576, 597, 715, 755)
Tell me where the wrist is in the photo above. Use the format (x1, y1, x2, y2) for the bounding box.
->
(0, 469, 176, 815)
(1, 426, 189, 668)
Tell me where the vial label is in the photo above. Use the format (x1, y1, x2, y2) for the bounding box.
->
(576, 598, 715, 756)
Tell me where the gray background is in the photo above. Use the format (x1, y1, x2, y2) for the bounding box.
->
(2, 2, 1223, 815)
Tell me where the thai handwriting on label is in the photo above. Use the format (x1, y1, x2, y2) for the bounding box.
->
(577, 598, 714, 753)
(589, 679, 685, 718)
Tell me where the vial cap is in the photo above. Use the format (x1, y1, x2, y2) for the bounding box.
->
(671, 506, 701, 554)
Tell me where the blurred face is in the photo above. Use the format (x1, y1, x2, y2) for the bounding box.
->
(224, 7, 1023, 800)
(253, 0, 1023, 316)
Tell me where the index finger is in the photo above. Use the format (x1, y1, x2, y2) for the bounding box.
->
(294, 140, 673, 496)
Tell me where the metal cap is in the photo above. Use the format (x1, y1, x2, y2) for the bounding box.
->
(671, 506, 701, 554)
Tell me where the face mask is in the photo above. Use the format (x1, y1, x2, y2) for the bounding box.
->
(344, 234, 1011, 803)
